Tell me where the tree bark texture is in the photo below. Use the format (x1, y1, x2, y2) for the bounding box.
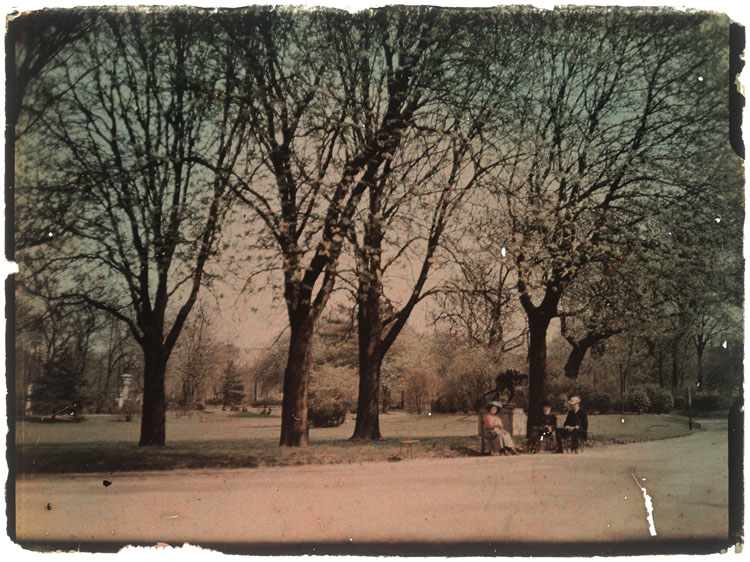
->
(352, 280, 383, 440)
(279, 318, 314, 446)
(138, 340, 168, 446)
(520, 281, 561, 434)
(526, 311, 554, 433)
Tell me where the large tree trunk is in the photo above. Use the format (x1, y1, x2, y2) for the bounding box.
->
(351, 283, 382, 440)
(138, 340, 168, 446)
(520, 282, 560, 435)
(279, 316, 314, 446)
(526, 312, 553, 433)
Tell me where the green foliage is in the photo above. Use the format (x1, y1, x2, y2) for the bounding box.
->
(30, 350, 88, 416)
(308, 395, 349, 428)
(430, 340, 499, 413)
(641, 384, 674, 413)
(673, 394, 687, 410)
(704, 340, 743, 394)
(430, 395, 455, 414)
(404, 369, 437, 415)
(221, 361, 245, 407)
(625, 389, 651, 414)
(308, 363, 356, 427)
(691, 394, 735, 411)
(589, 392, 615, 414)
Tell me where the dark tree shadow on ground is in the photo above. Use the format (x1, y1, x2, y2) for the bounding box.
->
(449, 445, 485, 457)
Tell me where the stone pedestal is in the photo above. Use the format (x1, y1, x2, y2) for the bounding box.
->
(500, 407, 527, 436)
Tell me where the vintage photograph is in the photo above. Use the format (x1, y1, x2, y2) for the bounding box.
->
(6, 2, 744, 556)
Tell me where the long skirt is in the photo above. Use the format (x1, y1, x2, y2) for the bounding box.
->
(488, 427, 515, 451)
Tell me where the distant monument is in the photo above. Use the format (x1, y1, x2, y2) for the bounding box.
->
(25, 384, 33, 414)
(117, 374, 135, 409)
(483, 369, 528, 406)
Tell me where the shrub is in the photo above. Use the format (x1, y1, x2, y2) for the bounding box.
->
(673, 394, 687, 410)
(590, 392, 614, 414)
(641, 385, 674, 413)
(308, 394, 349, 427)
(625, 389, 650, 414)
(307, 363, 356, 427)
(404, 368, 437, 414)
(431, 395, 457, 414)
(692, 394, 734, 411)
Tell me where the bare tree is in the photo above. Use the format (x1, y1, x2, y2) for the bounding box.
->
(8, 10, 97, 254)
(435, 241, 526, 352)
(18, 10, 250, 445)
(171, 303, 215, 407)
(224, 8, 467, 445)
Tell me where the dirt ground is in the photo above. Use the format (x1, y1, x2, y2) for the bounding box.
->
(14, 420, 728, 553)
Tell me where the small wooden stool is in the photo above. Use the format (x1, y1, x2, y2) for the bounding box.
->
(399, 439, 420, 458)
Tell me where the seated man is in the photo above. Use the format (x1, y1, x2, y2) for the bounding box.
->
(527, 401, 557, 451)
(483, 400, 520, 455)
(556, 395, 588, 453)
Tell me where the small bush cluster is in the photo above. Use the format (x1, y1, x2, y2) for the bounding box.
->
(307, 363, 356, 426)
(673, 394, 687, 410)
(625, 389, 650, 414)
(588, 392, 614, 414)
(641, 384, 674, 413)
(431, 395, 456, 414)
(691, 393, 735, 411)
(308, 393, 350, 427)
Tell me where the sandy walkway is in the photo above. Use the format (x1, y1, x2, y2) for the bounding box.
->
(14, 422, 728, 551)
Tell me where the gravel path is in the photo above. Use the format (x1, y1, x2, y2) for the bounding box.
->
(14, 422, 728, 552)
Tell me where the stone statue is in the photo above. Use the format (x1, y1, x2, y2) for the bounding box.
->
(483, 369, 528, 405)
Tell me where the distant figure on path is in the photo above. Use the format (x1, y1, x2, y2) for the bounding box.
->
(483, 401, 520, 455)
(556, 396, 588, 453)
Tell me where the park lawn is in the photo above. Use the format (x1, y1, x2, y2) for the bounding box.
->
(15, 410, 695, 474)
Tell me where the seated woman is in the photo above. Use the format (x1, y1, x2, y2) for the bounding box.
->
(483, 401, 520, 455)
(527, 401, 557, 451)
